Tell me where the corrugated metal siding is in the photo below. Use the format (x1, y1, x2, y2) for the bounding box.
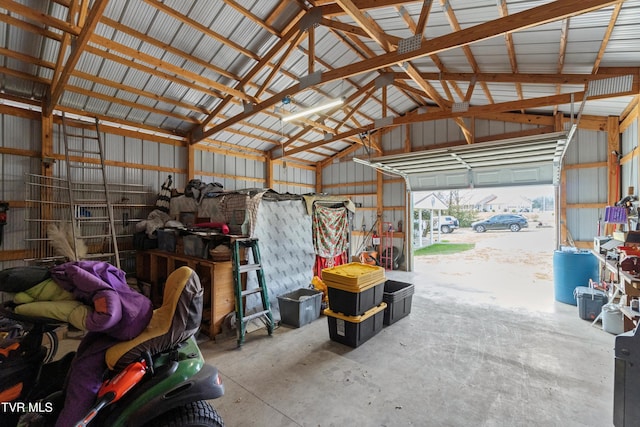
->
(322, 158, 376, 189)
(410, 118, 466, 148)
(566, 207, 600, 242)
(473, 119, 542, 139)
(564, 130, 608, 164)
(381, 126, 408, 152)
(563, 129, 608, 243)
(1, 115, 40, 151)
(621, 120, 639, 195)
(565, 168, 607, 204)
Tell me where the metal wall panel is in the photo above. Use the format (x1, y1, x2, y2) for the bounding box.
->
(565, 168, 608, 204)
(566, 207, 601, 242)
(563, 128, 610, 247)
(124, 137, 143, 168)
(104, 133, 125, 163)
(381, 125, 407, 152)
(2, 114, 40, 151)
(564, 129, 607, 164)
(411, 118, 467, 148)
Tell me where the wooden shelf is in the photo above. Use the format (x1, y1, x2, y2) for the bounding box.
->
(136, 249, 235, 339)
(591, 250, 640, 331)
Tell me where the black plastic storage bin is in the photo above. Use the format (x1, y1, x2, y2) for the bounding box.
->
(383, 280, 414, 325)
(325, 302, 386, 348)
(277, 288, 323, 328)
(326, 280, 385, 317)
(157, 228, 178, 252)
(183, 234, 208, 258)
(574, 286, 608, 320)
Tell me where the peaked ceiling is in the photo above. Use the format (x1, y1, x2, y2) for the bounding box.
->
(0, 0, 639, 166)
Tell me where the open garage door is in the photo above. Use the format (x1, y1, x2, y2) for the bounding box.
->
(354, 131, 572, 192)
(354, 130, 575, 271)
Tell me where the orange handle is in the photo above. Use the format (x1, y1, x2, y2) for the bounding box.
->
(98, 359, 147, 402)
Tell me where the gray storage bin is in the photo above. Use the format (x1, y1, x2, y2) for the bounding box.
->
(277, 288, 322, 328)
(574, 286, 607, 320)
(183, 234, 208, 258)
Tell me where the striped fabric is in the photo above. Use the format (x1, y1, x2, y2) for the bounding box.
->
(156, 175, 173, 213)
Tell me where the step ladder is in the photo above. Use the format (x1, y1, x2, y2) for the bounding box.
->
(61, 113, 120, 269)
(231, 237, 274, 347)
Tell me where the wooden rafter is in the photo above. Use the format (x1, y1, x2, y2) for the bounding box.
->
(193, 24, 303, 136)
(0, 0, 81, 35)
(439, 0, 493, 104)
(286, 81, 636, 157)
(0, 0, 634, 165)
(100, 16, 238, 82)
(592, 3, 623, 74)
(200, 0, 621, 145)
(554, 18, 570, 115)
(328, 28, 402, 116)
(223, 0, 280, 37)
(335, 86, 376, 131)
(415, 0, 433, 36)
(92, 35, 248, 101)
(320, 0, 414, 17)
(332, 0, 470, 141)
(497, 0, 524, 108)
(256, 31, 308, 99)
(45, 0, 109, 115)
(143, 0, 259, 62)
(395, 3, 465, 102)
(281, 80, 378, 151)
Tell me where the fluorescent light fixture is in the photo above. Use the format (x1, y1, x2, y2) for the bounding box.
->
(281, 98, 343, 122)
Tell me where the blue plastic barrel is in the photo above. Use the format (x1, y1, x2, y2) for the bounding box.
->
(553, 249, 599, 305)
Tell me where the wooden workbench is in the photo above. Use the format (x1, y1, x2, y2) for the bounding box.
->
(136, 249, 235, 339)
(591, 250, 640, 331)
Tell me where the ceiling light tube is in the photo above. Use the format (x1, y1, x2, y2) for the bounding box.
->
(281, 98, 343, 122)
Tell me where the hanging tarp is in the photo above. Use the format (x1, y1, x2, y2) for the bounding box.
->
(246, 198, 315, 322)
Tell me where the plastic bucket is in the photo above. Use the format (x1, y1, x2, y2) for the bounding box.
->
(553, 249, 599, 306)
(602, 303, 624, 335)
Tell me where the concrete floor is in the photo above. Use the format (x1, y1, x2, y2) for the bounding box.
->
(50, 226, 617, 426)
(202, 228, 617, 427)
(203, 285, 615, 427)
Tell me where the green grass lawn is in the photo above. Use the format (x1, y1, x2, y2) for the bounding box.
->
(413, 242, 475, 256)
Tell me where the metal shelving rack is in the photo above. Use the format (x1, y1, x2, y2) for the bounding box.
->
(25, 174, 155, 270)
(24, 115, 155, 271)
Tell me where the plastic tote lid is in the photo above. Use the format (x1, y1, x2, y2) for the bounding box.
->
(602, 303, 621, 313)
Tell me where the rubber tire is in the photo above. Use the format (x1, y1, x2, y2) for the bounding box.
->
(152, 401, 224, 427)
(441, 225, 451, 234)
(474, 225, 486, 233)
(509, 224, 521, 232)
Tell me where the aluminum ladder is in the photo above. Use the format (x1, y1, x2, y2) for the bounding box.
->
(61, 113, 120, 268)
(231, 237, 274, 346)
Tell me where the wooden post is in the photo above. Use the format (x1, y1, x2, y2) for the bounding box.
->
(187, 143, 195, 180)
(606, 115, 621, 235)
(315, 162, 322, 193)
(554, 113, 569, 245)
(265, 151, 273, 189)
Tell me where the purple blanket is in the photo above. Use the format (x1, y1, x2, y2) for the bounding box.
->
(51, 261, 153, 427)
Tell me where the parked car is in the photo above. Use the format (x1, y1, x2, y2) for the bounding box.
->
(435, 215, 459, 234)
(471, 214, 528, 232)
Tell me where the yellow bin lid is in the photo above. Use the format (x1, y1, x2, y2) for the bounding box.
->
(322, 263, 385, 287)
(324, 277, 385, 293)
(324, 302, 387, 323)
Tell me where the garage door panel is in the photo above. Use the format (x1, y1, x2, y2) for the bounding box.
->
(355, 131, 569, 191)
